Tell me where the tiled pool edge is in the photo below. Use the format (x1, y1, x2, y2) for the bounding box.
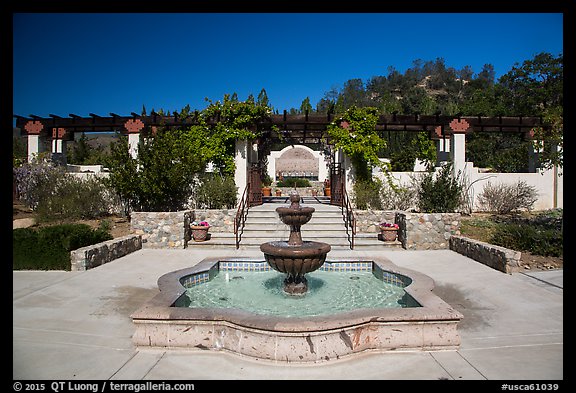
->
(131, 256, 463, 362)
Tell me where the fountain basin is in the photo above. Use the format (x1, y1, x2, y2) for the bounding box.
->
(131, 256, 463, 362)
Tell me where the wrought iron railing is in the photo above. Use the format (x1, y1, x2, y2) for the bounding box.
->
(234, 184, 250, 249)
(341, 184, 356, 250)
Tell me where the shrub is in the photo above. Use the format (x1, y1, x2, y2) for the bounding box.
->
(415, 163, 464, 212)
(14, 159, 114, 221)
(379, 183, 418, 210)
(193, 174, 238, 209)
(490, 223, 562, 257)
(353, 179, 383, 210)
(276, 178, 311, 188)
(477, 180, 538, 214)
(13, 224, 112, 270)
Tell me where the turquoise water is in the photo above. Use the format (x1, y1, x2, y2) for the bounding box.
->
(176, 270, 416, 317)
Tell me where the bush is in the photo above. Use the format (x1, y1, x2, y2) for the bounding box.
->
(415, 163, 464, 212)
(477, 180, 538, 214)
(193, 174, 238, 209)
(14, 159, 114, 221)
(490, 223, 562, 257)
(379, 182, 418, 210)
(13, 224, 113, 270)
(276, 178, 311, 188)
(353, 179, 383, 210)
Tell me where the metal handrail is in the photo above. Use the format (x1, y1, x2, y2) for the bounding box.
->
(341, 183, 356, 250)
(234, 183, 250, 249)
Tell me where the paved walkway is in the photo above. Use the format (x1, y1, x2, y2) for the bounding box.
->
(13, 248, 563, 380)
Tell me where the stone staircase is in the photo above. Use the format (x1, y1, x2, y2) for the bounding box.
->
(187, 200, 403, 251)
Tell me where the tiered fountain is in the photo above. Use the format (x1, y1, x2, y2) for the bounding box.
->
(260, 192, 331, 295)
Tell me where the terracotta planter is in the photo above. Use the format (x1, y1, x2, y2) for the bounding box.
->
(380, 227, 398, 242)
(191, 226, 210, 242)
(324, 187, 331, 197)
(311, 190, 318, 196)
(275, 190, 282, 196)
(262, 187, 272, 197)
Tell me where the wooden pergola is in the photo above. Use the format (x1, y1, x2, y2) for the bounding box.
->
(14, 111, 545, 143)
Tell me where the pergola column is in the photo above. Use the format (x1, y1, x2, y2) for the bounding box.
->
(433, 126, 450, 165)
(448, 118, 471, 175)
(24, 121, 44, 162)
(51, 127, 67, 165)
(234, 139, 249, 199)
(125, 119, 145, 159)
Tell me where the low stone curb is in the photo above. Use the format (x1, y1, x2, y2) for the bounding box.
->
(449, 235, 521, 274)
(70, 234, 142, 271)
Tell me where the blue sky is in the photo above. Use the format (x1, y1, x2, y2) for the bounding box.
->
(13, 13, 563, 122)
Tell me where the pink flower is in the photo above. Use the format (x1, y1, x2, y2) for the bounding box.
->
(379, 222, 398, 229)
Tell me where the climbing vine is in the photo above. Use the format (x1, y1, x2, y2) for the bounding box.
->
(326, 106, 386, 181)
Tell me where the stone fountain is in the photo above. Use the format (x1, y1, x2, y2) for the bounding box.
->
(260, 191, 331, 295)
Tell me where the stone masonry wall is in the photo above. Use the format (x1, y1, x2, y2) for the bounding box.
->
(131, 210, 193, 248)
(192, 209, 236, 233)
(70, 234, 142, 271)
(450, 235, 521, 274)
(404, 213, 461, 250)
(354, 210, 461, 250)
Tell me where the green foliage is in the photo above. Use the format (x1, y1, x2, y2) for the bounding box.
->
(13, 224, 112, 270)
(13, 136, 27, 167)
(193, 174, 238, 209)
(14, 159, 113, 221)
(466, 133, 531, 172)
(36, 175, 114, 222)
(415, 163, 464, 212)
(490, 223, 562, 257)
(66, 132, 109, 165)
(353, 179, 383, 210)
(327, 106, 385, 181)
(318, 53, 563, 174)
(389, 132, 436, 171)
(261, 173, 273, 187)
(104, 129, 204, 212)
(276, 178, 311, 188)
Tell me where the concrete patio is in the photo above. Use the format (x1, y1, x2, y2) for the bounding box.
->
(13, 248, 563, 380)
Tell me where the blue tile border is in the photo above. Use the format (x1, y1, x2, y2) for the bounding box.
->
(180, 260, 410, 289)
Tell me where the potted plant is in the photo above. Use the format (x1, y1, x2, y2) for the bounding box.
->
(262, 174, 272, 197)
(323, 179, 331, 197)
(379, 222, 399, 242)
(191, 221, 210, 242)
(311, 188, 318, 197)
(275, 188, 282, 196)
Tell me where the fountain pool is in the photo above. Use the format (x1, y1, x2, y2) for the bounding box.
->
(131, 256, 463, 362)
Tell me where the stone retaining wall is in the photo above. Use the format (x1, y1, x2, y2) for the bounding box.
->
(354, 210, 461, 250)
(449, 235, 521, 274)
(70, 234, 142, 271)
(131, 211, 193, 248)
(192, 209, 236, 233)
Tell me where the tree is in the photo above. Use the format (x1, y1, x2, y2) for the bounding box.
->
(498, 52, 563, 169)
(300, 97, 312, 113)
(257, 88, 269, 107)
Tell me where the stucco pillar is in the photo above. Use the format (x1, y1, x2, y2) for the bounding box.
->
(448, 118, 470, 176)
(51, 127, 67, 165)
(24, 120, 45, 162)
(234, 139, 248, 199)
(434, 126, 450, 165)
(124, 119, 145, 159)
(318, 151, 329, 182)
